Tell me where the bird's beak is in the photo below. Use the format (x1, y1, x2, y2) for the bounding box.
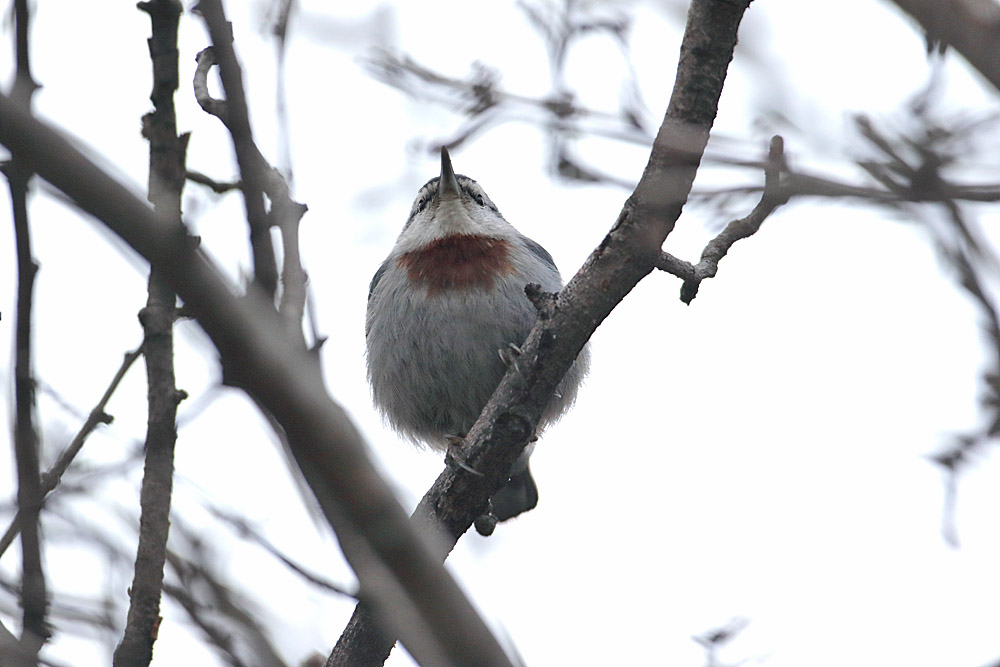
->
(438, 147, 461, 199)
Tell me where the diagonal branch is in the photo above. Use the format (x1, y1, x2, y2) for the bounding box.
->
(204, 503, 354, 598)
(329, 1, 754, 664)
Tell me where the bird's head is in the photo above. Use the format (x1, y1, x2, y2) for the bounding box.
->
(392, 148, 518, 254)
(391, 148, 521, 294)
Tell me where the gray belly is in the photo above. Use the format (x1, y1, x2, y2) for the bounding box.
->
(367, 283, 536, 448)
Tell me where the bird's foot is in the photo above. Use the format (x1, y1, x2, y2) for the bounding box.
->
(444, 434, 483, 477)
(498, 343, 522, 372)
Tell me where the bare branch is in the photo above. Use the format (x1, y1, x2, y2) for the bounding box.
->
(163, 520, 289, 667)
(275, 198, 310, 338)
(194, 0, 279, 298)
(193, 42, 310, 346)
(161, 582, 281, 667)
(657, 135, 789, 303)
(4, 0, 48, 656)
(186, 168, 241, 193)
(115, 3, 186, 665)
(889, 0, 1000, 92)
(693, 617, 750, 667)
(925, 215, 1000, 546)
(6, 162, 48, 656)
(267, 0, 298, 180)
(193, 46, 228, 121)
(692, 166, 1000, 204)
(10, 0, 40, 107)
(204, 503, 354, 598)
(365, 49, 655, 158)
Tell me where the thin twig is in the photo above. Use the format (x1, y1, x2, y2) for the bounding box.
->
(274, 198, 309, 340)
(690, 164, 1000, 204)
(270, 0, 297, 181)
(194, 1, 279, 298)
(204, 503, 354, 598)
(656, 135, 789, 303)
(0, 345, 143, 558)
(193, 42, 310, 345)
(164, 519, 288, 667)
(364, 44, 655, 156)
(191, 48, 228, 120)
(161, 583, 268, 667)
(186, 169, 241, 193)
(693, 617, 749, 667)
(926, 231, 1000, 547)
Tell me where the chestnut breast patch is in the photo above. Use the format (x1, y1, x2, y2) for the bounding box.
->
(397, 234, 517, 295)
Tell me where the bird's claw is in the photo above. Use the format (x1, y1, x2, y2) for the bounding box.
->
(498, 343, 522, 370)
(444, 435, 484, 477)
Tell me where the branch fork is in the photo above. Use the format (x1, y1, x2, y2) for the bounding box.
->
(657, 135, 788, 303)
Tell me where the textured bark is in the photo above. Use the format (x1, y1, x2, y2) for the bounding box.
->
(113, 2, 186, 665)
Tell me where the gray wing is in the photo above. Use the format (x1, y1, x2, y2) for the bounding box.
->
(368, 260, 389, 301)
(520, 235, 558, 272)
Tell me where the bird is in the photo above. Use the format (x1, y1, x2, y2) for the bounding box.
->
(365, 147, 589, 534)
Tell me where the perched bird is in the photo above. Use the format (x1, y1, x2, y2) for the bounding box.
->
(365, 148, 589, 532)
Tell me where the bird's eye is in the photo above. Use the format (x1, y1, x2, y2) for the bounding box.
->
(416, 195, 430, 212)
(474, 194, 486, 207)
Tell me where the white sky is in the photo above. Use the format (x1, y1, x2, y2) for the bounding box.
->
(1, 1, 1000, 666)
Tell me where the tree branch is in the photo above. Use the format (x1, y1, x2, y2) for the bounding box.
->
(657, 135, 788, 303)
(363, 49, 655, 154)
(691, 160, 1000, 204)
(4, 0, 48, 656)
(194, 0, 282, 299)
(185, 168, 241, 193)
(193, 42, 310, 346)
(889, 0, 1000, 92)
(162, 519, 288, 667)
(114, 2, 186, 664)
(329, 0, 753, 663)
(204, 503, 354, 598)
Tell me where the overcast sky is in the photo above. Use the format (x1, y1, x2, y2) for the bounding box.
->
(2, 1, 1000, 666)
